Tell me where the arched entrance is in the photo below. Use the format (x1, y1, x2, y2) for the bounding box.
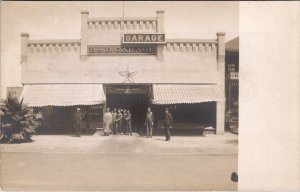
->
(105, 84, 151, 133)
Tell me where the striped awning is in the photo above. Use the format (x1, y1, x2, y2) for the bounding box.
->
(19, 84, 106, 107)
(152, 84, 225, 105)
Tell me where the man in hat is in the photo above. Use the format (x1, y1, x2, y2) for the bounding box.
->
(164, 108, 173, 141)
(115, 109, 123, 134)
(103, 108, 112, 136)
(121, 109, 127, 135)
(73, 108, 83, 137)
(84, 107, 91, 129)
(111, 108, 117, 134)
(125, 109, 132, 136)
(145, 107, 154, 138)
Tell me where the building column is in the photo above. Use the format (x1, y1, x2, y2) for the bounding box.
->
(156, 10, 164, 61)
(216, 101, 225, 134)
(154, 10, 165, 82)
(80, 11, 89, 61)
(103, 85, 107, 129)
(216, 32, 226, 134)
(21, 33, 29, 63)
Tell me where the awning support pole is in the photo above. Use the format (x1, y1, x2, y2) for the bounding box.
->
(216, 101, 225, 135)
(103, 86, 107, 129)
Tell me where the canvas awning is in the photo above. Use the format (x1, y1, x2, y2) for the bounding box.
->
(19, 84, 106, 107)
(152, 84, 225, 105)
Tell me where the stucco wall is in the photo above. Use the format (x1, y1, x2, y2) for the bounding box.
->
(21, 11, 223, 85)
(22, 42, 220, 84)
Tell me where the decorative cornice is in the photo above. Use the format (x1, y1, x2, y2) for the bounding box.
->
(28, 39, 81, 44)
(166, 39, 218, 44)
(88, 17, 157, 22)
(27, 40, 81, 53)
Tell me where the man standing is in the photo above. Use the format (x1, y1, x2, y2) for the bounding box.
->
(73, 108, 83, 137)
(111, 108, 117, 134)
(84, 107, 91, 129)
(164, 108, 173, 141)
(35, 110, 43, 135)
(121, 109, 127, 135)
(145, 107, 154, 138)
(103, 108, 112, 136)
(125, 109, 133, 136)
(115, 109, 123, 135)
(123, 110, 128, 135)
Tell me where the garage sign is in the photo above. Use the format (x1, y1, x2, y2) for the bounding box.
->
(122, 33, 166, 44)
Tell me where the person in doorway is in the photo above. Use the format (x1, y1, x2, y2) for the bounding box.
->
(103, 108, 112, 136)
(145, 107, 154, 138)
(164, 108, 173, 141)
(123, 110, 128, 135)
(111, 108, 117, 134)
(84, 107, 91, 129)
(35, 110, 43, 135)
(121, 109, 127, 135)
(73, 108, 83, 137)
(36, 111, 43, 120)
(125, 109, 133, 136)
(115, 109, 123, 134)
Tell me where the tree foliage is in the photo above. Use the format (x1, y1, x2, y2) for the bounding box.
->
(0, 96, 39, 143)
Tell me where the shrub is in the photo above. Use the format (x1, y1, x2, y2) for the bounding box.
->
(0, 96, 40, 143)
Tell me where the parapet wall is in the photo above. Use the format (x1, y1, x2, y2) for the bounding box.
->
(27, 40, 81, 54)
(85, 13, 159, 45)
(165, 39, 218, 53)
(87, 17, 157, 31)
(20, 10, 225, 86)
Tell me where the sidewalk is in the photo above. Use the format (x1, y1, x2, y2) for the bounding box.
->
(147, 133, 238, 154)
(0, 132, 238, 155)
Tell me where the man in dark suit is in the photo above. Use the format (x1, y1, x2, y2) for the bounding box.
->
(73, 108, 83, 137)
(115, 109, 123, 135)
(111, 108, 117, 134)
(164, 108, 173, 141)
(121, 109, 127, 135)
(125, 109, 132, 136)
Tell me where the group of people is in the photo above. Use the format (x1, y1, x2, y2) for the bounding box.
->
(103, 108, 132, 136)
(73, 106, 173, 141)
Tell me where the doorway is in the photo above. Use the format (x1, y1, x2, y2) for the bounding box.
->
(105, 84, 150, 133)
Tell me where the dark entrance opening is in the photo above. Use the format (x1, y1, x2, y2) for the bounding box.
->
(34, 105, 104, 135)
(105, 84, 150, 133)
(152, 102, 216, 136)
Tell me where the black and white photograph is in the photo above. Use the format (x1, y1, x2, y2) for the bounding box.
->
(0, 1, 299, 192)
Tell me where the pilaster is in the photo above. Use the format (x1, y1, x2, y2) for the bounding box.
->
(216, 32, 226, 135)
(81, 11, 89, 61)
(21, 33, 29, 63)
(156, 10, 165, 61)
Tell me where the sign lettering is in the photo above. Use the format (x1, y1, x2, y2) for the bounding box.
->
(122, 34, 166, 44)
(87, 45, 157, 56)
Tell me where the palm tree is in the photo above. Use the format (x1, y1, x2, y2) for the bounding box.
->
(0, 96, 39, 143)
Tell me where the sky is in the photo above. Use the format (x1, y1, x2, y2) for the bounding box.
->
(0, 1, 239, 98)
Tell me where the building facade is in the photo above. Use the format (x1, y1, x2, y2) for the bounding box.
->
(19, 10, 226, 134)
(225, 37, 239, 130)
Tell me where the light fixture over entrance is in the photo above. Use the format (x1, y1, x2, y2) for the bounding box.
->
(124, 85, 131, 94)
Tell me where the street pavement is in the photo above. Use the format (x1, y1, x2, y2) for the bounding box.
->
(0, 133, 238, 191)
